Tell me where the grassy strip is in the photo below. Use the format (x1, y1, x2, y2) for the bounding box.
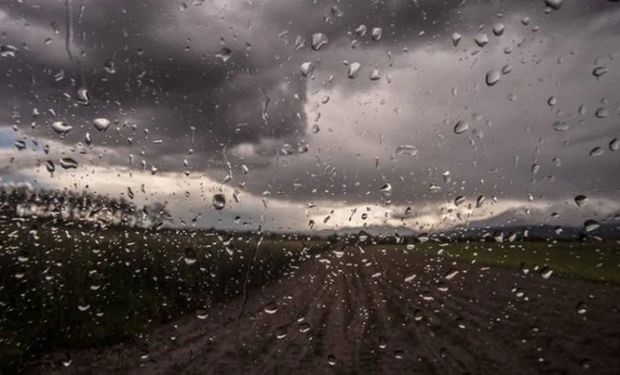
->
(399, 241, 620, 285)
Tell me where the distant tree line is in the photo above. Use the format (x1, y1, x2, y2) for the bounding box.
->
(0, 184, 172, 229)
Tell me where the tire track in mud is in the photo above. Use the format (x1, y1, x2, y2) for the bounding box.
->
(30, 246, 620, 374)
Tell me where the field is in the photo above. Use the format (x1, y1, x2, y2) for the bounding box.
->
(1, 218, 619, 373)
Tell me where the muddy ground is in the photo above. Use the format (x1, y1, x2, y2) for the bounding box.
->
(30, 246, 620, 374)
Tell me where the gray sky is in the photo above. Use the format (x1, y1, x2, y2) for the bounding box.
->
(1, 0, 619, 232)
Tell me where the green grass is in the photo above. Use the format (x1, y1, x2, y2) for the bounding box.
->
(393, 240, 620, 285)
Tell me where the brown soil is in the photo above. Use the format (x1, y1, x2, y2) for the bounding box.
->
(29, 246, 620, 374)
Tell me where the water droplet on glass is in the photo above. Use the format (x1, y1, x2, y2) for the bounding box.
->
(552, 121, 570, 132)
(492, 23, 505, 36)
(576, 302, 588, 315)
(59, 158, 78, 169)
(0, 44, 18, 57)
(103, 59, 116, 74)
(592, 66, 608, 78)
(594, 107, 608, 119)
(93, 118, 111, 132)
(14, 140, 26, 150)
(371, 27, 383, 41)
(474, 33, 489, 47)
(584, 219, 600, 233)
(264, 302, 278, 314)
(215, 47, 232, 62)
(45, 160, 55, 173)
(196, 309, 208, 320)
(454, 120, 469, 134)
(212, 194, 226, 210)
(370, 69, 381, 81)
(610, 138, 619, 151)
(501, 64, 513, 74)
(485, 70, 501, 86)
(451, 32, 462, 47)
(540, 267, 553, 279)
(311, 33, 328, 50)
(589, 147, 604, 157)
(184, 247, 197, 265)
(327, 354, 337, 366)
(395, 145, 417, 156)
(301, 62, 314, 77)
(51, 121, 72, 134)
(355, 25, 367, 36)
(454, 196, 466, 206)
(545, 0, 563, 10)
(444, 269, 459, 280)
(347, 62, 361, 79)
(574, 195, 587, 206)
(77, 87, 89, 105)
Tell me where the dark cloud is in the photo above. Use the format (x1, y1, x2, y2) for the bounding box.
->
(1, 0, 619, 230)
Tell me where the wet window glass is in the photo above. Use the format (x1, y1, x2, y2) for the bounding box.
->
(1, 0, 619, 373)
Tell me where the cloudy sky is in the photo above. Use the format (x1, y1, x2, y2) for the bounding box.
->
(0, 0, 619, 232)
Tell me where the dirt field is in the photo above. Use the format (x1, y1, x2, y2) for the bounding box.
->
(29, 245, 620, 374)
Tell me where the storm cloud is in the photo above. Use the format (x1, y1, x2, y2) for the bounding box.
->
(1, 0, 619, 232)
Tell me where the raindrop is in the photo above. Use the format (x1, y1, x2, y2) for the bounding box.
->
(103, 60, 116, 74)
(501, 64, 513, 74)
(301, 62, 313, 77)
(451, 32, 462, 47)
(574, 195, 587, 207)
(592, 66, 608, 78)
(355, 25, 367, 36)
(492, 23, 505, 36)
(454, 120, 469, 134)
(196, 309, 208, 320)
(552, 121, 569, 132)
(347, 62, 361, 79)
(576, 302, 587, 315)
(212, 194, 226, 210)
(589, 147, 604, 157)
(474, 33, 489, 47)
(395, 145, 418, 156)
(327, 354, 337, 366)
(51, 121, 72, 134)
(545, 0, 563, 10)
(380, 183, 392, 192)
(311, 33, 328, 50)
(610, 138, 619, 151)
(594, 107, 608, 118)
(184, 247, 197, 265)
(45, 160, 55, 173)
(59, 158, 78, 169)
(547, 96, 557, 106)
(93, 118, 111, 131)
(485, 70, 501, 86)
(14, 140, 26, 150)
(264, 302, 278, 314)
(540, 267, 553, 279)
(370, 69, 381, 81)
(215, 47, 232, 62)
(444, 269, 459, 280)
(371, 27, 383, 41)
(476, 195, 486, 208)
(0, 44, 18, 57)
(454, 196, 466, 206)
(77, 87, 89, 105)
(584, 219, 600, 232)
